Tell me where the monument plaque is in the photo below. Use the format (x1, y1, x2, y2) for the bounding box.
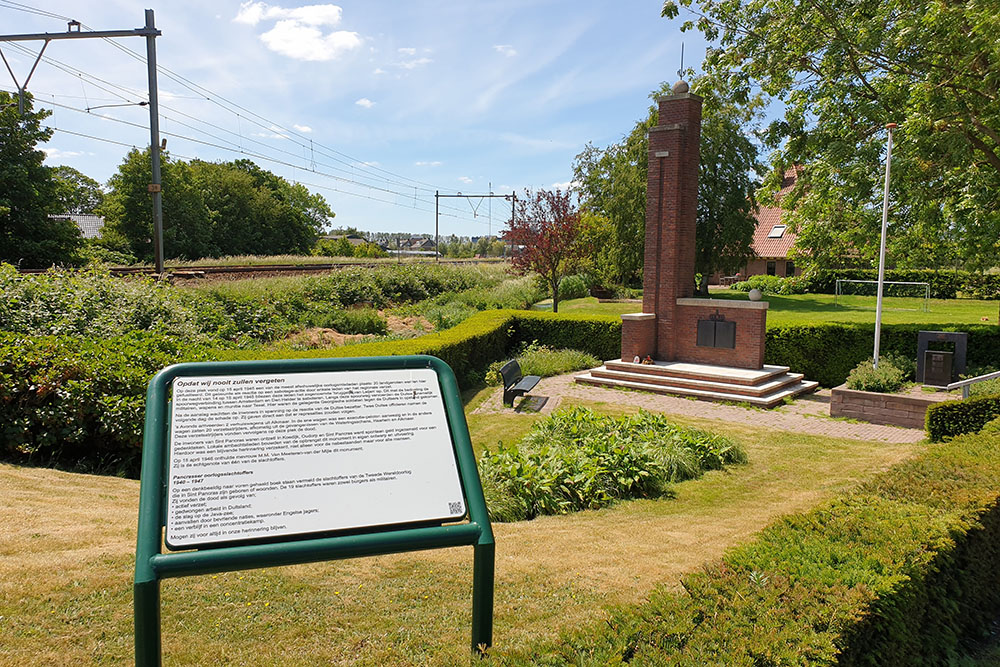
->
(166, 368, 466, 549)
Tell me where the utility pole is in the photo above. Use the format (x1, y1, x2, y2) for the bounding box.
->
(0, 10, 164, 274)
(435, 190, 439, 262)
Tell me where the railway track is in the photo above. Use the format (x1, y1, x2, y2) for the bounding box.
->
(17, 258, 503, 279)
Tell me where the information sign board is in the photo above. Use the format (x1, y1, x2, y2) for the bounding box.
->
(134, 355, 494, 665)
(167, 368, 465, 548)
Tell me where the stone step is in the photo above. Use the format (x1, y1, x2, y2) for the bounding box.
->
(574, 371, 819, 409)
(590, 367, 805, 397)
(604, 359, 791, 386)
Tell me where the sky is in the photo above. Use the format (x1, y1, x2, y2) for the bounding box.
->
(0, 1, 708, 237)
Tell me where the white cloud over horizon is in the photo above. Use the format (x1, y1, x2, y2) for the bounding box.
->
(293, 124, 313, 132)
(458, 176, 473, 184)
(235, 2, 362, 61)
(415, 160, 442, 167)
(355, 97, 375, 108)
(493, 44, 517, 57)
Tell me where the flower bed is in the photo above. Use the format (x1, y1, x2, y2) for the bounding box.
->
(830, 383, 956, 428)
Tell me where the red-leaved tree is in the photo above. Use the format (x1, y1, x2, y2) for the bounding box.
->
(503, 188, 588, 313)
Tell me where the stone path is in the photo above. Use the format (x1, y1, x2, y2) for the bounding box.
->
(474, 372, 927, 444)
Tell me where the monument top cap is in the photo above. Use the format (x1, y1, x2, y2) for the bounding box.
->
(672, 80, 690, 94)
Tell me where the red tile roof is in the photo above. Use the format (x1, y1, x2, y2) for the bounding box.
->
(751, 169, 798, 259)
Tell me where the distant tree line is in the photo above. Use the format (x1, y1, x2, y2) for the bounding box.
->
(1, 91, 335, 268)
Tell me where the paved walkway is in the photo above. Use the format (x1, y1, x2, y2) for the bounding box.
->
(474, 373, 926, 444)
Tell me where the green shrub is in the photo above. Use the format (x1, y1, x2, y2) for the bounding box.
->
(479, 407, 745, 522)
(488, 428, 1000, 665)
(765, 323, 1000, 388)
(485, 342, 600, 385)
(981, 417, 1000, 435)
(845, 357, 907, 392)
(926, 394, 1000, 441)
(557, 274, 589, 300)
(730, 274, 806, 294)
(0, 311, 617, 472)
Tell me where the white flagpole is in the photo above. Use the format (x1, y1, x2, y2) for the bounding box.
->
(873, 122, 896, 368)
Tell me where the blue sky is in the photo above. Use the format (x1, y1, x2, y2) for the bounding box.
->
(1, 1, 707, 237)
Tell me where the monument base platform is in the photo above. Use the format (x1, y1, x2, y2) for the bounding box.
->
(574, 359, 818, 409)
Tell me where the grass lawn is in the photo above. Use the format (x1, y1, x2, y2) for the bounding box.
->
(0, 390, 923, 666)
(537, 291, 999, 327)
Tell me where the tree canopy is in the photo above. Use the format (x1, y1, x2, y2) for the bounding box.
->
(51, 165, 104, 215)
(663, 0, 1000, 271)
(574, 77, 762, 290)
(503, 188, 588, 313)
(101, 153, 334, 261)
(0, 92, 82, 268)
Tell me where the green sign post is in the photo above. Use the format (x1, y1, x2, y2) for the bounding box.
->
(134, 355, 494, 664)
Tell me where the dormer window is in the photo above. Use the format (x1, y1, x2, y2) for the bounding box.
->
(767, 225, 786, 239)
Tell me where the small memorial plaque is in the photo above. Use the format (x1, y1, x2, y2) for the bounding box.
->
(923, 350, 953, 387)
(165, 368, 466, 549)
(715, 321, 736, 349)
(697, 320, 716, 347)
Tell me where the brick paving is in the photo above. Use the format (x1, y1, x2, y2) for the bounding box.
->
(474, 372, 927, 444)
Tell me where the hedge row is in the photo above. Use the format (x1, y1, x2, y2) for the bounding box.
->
(766, 323, 1000, 388)
(926, 395, 1000, 441)
(801, 268, 1000, 300)
(489, 428, 1000, 665)
(0, 310, 620, 474)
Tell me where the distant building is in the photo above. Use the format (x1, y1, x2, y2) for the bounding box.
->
(49, 214, 105, 239)
(744, 169, 801, 278)
(320, 233, 368, 248)
(715, 169, 802, 285)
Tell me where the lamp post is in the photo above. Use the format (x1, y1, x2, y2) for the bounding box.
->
(873, 122, 896, 368)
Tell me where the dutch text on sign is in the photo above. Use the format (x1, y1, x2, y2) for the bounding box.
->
(166, 368, 466, 548)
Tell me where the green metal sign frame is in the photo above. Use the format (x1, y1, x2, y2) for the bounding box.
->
(134, 355, 494, 664)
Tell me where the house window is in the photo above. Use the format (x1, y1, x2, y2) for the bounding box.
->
(767, 225, 786, 238)
(785, 260, 795, 277)
(766, 261, 776, 276)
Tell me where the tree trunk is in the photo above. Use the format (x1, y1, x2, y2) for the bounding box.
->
(551, 274, 560, 313)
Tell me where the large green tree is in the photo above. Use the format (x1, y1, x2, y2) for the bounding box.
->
(573, 77, 762, 291)
(663, 0, 1000, 271)
(102, 154, 333, 261)
(0, 92, 82, 268)
(101, 149, 214, 261)
(52, 165, 104, 214)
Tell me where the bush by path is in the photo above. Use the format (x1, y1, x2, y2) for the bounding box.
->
(480, 407, 746, 522)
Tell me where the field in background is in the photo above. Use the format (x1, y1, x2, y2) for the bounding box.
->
(0, 388, 922, 666)
(537, 292, 999, 327)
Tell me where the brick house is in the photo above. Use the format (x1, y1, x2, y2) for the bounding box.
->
(716, 169, 801, 284)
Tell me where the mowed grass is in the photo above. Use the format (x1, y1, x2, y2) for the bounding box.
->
(0, 391, 923, 666)
(542, 291, 999, 326)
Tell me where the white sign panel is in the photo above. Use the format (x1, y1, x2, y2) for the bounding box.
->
(165, 368, 465, 549)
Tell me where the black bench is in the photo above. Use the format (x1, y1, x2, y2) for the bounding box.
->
(500, 360, 540, 407)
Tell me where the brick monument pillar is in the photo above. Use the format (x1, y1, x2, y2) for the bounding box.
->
(620, 80, 768, 369)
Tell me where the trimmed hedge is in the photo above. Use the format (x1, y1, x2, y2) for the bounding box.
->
(766, 323, 1000, 388)
(0, 310, 619, 473)
(926, 394, 1000, 442)
(801, 268, 1000, 300)
(488, 429, 1000, 665)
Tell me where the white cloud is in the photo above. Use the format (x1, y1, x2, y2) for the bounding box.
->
(42, 148, 83, 160)
(458, 176, 473, 184)
(235, 2, 344, 26)
(415, 160, 442, 167)
(235, 2, 362, 61)
(293, 124, 313, 133)
(353, 160, 379, 167)
(550, 180, 580, 191)
(493, 44, 517, 57)
(373, 67, 386, 75)
(397, 57, 432, 70)
(397, 47, 417, 55)
(355, 97, 375, 108)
